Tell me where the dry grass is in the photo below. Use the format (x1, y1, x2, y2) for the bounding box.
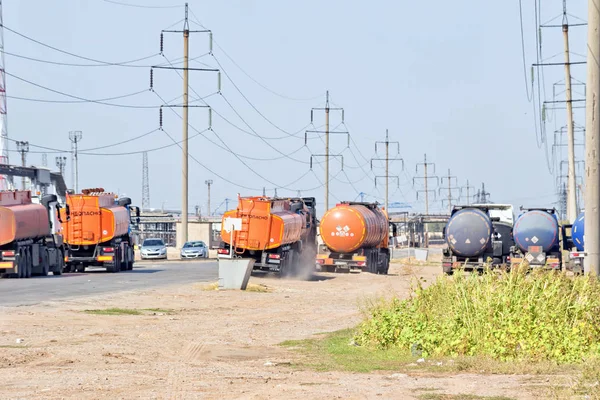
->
(198, 281, 272, 293)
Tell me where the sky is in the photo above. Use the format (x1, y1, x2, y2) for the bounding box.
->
(1, 0, 589, 218)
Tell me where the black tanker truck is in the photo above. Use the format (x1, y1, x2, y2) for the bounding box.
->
(442, 204, 515, 274)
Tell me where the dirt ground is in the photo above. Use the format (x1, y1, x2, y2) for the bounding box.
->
(0, 262, 557, 399)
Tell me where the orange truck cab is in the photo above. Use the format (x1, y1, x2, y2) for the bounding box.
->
(59, 188, 140, 273)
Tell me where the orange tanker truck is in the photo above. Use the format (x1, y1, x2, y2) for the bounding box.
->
(59, 188, 140, 273)
(0, 190, 67, 278)
(317, 201, 392, 274)
(217, 195, 317, 276)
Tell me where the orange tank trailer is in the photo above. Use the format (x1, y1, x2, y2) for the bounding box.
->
(60, 188, 139, 274)
(218, 195, 318, 276)
(0, 191, 67, 279)
(317, 201, 392, 274)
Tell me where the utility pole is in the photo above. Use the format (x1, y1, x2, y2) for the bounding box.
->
(16, 141, 28, 190)
(41, 153, 47, 167)
(154, 3, 217, 245)
(205, 179, 213, 216)
(413, 154, 438, 216)
(142, 152, 150, 210)
(413, 154, 438, 248)
(225, 198, 230, 212)
(262, 187, 266, 197)
(68, 131, 82, 193)
(584, 0, 600, 276)
(440, 169, 458, 213)
(307, 91, 347, 211)
(459, 180, 474, 206)
(55, 156, 67, 177)
(274, 188, 278, 198)
(562, 3, 578, 222)
(371, 129, 402, 212)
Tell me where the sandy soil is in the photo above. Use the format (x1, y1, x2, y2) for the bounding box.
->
(0, 262, 554, 399)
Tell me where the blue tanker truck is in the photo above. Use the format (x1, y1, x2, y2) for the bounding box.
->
(508, 207, 562, 270)
(442, 204, 515, 274)
(562, 211, 585, 273)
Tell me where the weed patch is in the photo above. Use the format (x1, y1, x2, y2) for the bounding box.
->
(198, 281, 272, 292)
(355, 268, 600, 363)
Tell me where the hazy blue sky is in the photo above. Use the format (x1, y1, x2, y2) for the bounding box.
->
(2, 0, 588, 217)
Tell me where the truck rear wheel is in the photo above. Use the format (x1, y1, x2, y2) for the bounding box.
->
(127, 246, 134, 270)
(24, 249, 32, 279)
(17, 251, 25, 279)
(54, 250, 64, 276)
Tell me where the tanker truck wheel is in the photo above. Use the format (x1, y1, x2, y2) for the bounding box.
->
(126, 246, 134, 270)
(24, 249, 32, 279)
(16, 251, 25, 279)
(54, 251, 63, 276)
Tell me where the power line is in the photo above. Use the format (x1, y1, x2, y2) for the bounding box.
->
(1, 23, 160, 67)
(101, 0, 183, 9)
(4, 70, 159, 108)
(212, 40, 323, 102)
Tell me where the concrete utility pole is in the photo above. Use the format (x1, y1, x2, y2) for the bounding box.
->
(563, 6, 578, 222)
(16, 141, 28, 190)
(55, 156, 67, 176)
(142, 151, 150, 210)
(205, 179, 213, 216)
(440, 169, 458, 213)
(181, 6, 190, 244)
(262, 187, 266, 197)
(41, 153, 47, 167)
(307, 91, 347, 211)
(460, 180, 474, 206)
(584, 0, 600, 276)
(372, 129, 402, 212)
(69, 131, 82, 193)
(155, 3, 216, 244)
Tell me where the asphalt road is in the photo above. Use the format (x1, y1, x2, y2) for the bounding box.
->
(0, 260, 218, 308)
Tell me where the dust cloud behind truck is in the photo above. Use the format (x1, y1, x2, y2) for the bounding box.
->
(317, 201, 391, 274)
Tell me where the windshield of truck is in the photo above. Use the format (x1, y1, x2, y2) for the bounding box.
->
(143, 239, 164, 247)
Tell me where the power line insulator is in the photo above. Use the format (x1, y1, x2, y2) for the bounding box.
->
(150, 68, 154, 90)
(159, 107, 163, 129)
(160, 32, 164, 54)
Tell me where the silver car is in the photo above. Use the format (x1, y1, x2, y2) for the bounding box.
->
(180, 241, 208, 259)
(140, 238, 167, 260)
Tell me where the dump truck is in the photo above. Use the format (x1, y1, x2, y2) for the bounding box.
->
(442, 204, 515, 274)
(60, 188, 140, 273)
(316, 201, 392, 274)
(509, 207, 562, 270)
(217, 195, 317, 276)
(0, 190, 67, 278)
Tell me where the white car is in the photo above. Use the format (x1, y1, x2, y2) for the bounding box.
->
(180, 241, 209, 259)
(140, 238, 167, 260)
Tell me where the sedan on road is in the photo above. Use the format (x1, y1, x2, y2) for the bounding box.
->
(180, 241, 209, 259)
(140, 238, 167, 260)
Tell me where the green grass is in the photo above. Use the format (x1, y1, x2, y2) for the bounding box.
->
(83, 308, 176, 316)
(355, 267, 600, 364)
(281, 328, 413, 373)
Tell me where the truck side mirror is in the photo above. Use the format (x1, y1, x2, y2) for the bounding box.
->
(56, 204, 63, 223)
(65, 204, 71, 221)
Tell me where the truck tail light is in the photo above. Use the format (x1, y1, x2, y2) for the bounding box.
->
(268, 254, 281, 260)
(572, 252, 579, 257)
(217, 248, 229, 255)
(103, 247, 114, 253)
(316, 259, 324, 264)
(2, 250, 15, 257)
(356, 261, 366, 267)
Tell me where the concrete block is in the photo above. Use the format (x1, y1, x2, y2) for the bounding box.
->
(414, 248, 428, 261)
(218, 258, 255, 290)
